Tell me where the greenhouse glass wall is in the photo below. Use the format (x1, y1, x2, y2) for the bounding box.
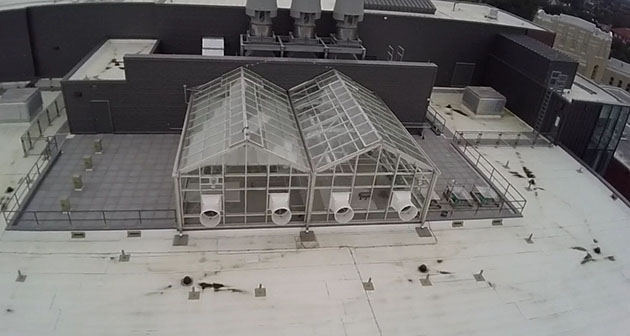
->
(173, 67, 439, 230)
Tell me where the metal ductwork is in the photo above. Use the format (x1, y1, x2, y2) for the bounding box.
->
(269, 193, 292, 225)
(246, 0, 278, 38)
(290, 0, 322, 39)
(200, 195, 222, 227)
(329, 192, 354, 224)
(390, 191, 419, 222)
(333, 0, 365, 41)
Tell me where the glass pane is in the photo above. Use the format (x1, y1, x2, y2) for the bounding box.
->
(178, 67, 310, 173)
(589, 105, 611, 149)
(608, 107, 629, 150)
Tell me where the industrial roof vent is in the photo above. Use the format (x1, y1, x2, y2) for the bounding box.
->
(291, 0, 321, 40)
(240, 0, 366, 59)
(485, 8, 499, 20)
(333, 0, 365, 41)
(246, 0, 278, 38)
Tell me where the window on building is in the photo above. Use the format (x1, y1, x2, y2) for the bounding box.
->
(609, 77, 615, 85)
(586, 105, 630, 174)
(591, 65, 599, 80)
(618, 80, 623, 88)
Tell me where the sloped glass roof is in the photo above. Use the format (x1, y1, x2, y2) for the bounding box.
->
(289, 70, 435, 172)
(177, 67, 310, 174)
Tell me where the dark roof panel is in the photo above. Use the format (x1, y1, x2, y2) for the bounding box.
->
(365, 0, 437, 14)
(499, 34, 575, 63)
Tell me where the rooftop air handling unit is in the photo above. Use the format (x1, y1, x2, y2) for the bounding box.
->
(246, 0, 278, 38)
(240, 0, 366, 59)
(333, 0, 365, 41)
(290, 0, 321, 40)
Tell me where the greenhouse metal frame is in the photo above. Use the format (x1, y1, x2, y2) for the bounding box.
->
(173, 67, 439, 230)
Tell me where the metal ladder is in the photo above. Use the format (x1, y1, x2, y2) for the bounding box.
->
(534, 71, 568, 135)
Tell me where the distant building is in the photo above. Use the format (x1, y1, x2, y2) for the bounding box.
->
(534, 10, 612, 82)
(604, 58, 630, 92)
(611, 27, 630, 44)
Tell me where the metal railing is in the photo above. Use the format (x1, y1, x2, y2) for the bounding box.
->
(20, 94, 66, 156)
(454, 130, 552, 148)
(5, 209, 177, 231)
(1, 137, 61, 226)
(426, 106, 446, 135)
(451, 132, 527, 215)
(423, 183, 524, 221)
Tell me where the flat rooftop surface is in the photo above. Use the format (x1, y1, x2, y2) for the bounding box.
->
(0, 91, 65, 213)
(68, 39, 157, 81)
(607, 58, 630, 77)
(417, 131, 519, 221)
(562, 75, 629, 105)
(430, 89, 532, 133)
(14, 134, 179, 230)
(1, 141, 629, 335)
(1, 88, 629, 336)
(0, 0, 544, 31)
(14, 129, 515, 230)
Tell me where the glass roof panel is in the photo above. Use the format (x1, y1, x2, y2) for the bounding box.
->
(289, 70, 434, 171)
(336, 71, 434, 170)
(289, 71, 380, 170)
(177, 68, 310, 174)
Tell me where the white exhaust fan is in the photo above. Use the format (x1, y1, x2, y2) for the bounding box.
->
(200, 194, 222, 227)
(269, 193, 292, 225)
(329, 192, 355, 224)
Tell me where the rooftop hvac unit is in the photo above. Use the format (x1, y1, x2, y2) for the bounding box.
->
(485, 8, 499, 20)
(462, 86, 506, 117)
(290, 0, 322, 39)
(333, 0, 365, 41)
(246, 0, 278, 38)
(0, 88, 42, 123)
